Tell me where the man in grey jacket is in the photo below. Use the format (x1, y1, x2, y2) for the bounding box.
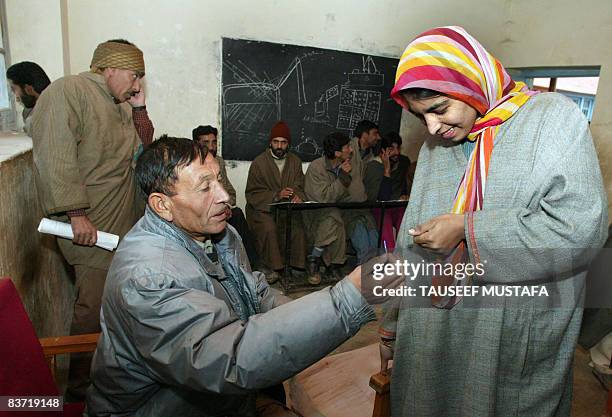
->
(86, 136, 400, 417)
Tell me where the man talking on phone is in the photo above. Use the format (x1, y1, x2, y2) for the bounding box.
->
(30, 38, 154, 400)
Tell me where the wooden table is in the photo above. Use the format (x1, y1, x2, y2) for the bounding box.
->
(271, 200, 408, 292)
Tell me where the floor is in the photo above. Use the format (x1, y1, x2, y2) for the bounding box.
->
(285, 286, 609, 417)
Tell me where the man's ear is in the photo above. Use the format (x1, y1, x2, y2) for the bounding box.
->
(148, 193, 173, 222)
(23, 84, 37, 97)
(101, 67, 116, 81)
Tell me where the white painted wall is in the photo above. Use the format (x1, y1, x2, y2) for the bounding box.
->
(396, 1, 612, 192)
(6, 0, 612, 213)
(5, 0, 64, 79)
(60, 0, 508, 209)
(5, 0, 65, 131)
(493, 0, 612, 216)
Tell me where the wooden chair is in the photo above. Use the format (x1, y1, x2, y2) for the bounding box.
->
(369, 370, 391, 417)
(40, 333, 100, 382)
(0, 277, 99, 417)
(286, 343, 392, 417)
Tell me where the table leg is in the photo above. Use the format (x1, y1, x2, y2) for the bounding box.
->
(283, 206, 293, 290)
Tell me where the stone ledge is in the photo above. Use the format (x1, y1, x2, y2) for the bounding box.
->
(0, 131, 33, 165)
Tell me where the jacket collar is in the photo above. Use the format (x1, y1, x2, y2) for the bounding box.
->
(79, 71, 116, 103)
(141, 206, 225, 278)
(141, 206, 261, 320)
(261, 149, 283, 183)
(324, 156, 342, 175)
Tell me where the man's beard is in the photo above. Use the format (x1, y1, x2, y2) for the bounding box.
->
(271, 146, 287, 158)
(20, 94, 36, 109)
(198, 142, 216, 157)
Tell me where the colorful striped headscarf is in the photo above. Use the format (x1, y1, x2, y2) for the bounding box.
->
(392, 26, 538, 308)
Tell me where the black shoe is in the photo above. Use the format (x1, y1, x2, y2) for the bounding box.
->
(266, 271, 280, 285)
(289, 267, 305, 278)
(306, 255, 321, 285)
(328, 264, 345, 281)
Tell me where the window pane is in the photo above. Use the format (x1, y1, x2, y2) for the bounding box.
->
(555, 77, 599, 95)
(0, 53, 8, 109)
(533, 78, 550, 89)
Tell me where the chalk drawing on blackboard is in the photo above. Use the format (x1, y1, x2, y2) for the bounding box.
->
(306, 85, 339, 126)
(221, 38, 401, 161)
(295, 136, 322, 158)
(222, 58, 307, 137)
(347, 56, 384, 87)
(335, 56, 383, 131)
(337, 88, 381, 130)
(270, 58, 307, 106)
(223, 83, 279, 133)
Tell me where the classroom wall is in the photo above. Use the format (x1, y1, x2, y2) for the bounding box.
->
(390, 0, 612, 212)
(6, 0, 612, 206)
(60, 0, 510, 210)
(5, 0, 64, 79)
(495, 0, 612, 216)
(5, 0, 65, 131)
(61, 0, 612, 212)
(5, 0, 612, 210)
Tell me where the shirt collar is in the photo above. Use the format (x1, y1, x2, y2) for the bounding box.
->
(79, 71, 117, 103)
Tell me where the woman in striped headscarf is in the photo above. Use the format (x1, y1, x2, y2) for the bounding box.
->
(381, 26, 608, 417)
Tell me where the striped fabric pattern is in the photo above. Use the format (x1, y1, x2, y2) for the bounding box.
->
(391, 26, 538, 308)
(90, 41, 145, 76)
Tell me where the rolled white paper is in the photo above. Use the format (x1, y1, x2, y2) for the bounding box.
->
(37, 218, 119, 251)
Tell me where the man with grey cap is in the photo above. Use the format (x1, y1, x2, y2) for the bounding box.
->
(30, 38, 154, 400)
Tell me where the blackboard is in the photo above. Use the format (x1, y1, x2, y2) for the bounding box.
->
(221, 38, 401, 161)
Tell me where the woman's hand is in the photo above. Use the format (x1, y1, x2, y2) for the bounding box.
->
(409, 214, 465, 254)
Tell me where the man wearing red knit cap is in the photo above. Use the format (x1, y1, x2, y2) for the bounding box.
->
(246, 121, 308, 284)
